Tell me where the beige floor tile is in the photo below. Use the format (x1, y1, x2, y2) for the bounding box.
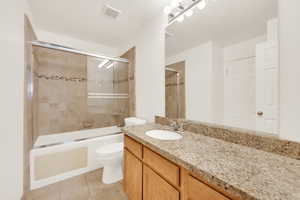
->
(28, 182, 61, 200)
(86, 170, 127, 200)
(26, 169, 127, 200)
(60, 175, 91, 200)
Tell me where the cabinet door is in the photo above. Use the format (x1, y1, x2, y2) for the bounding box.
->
(143, 147, 180, 187)
(188, 175, 230, 200)
(143, 165, 179, 200)
(124, 149, 142, 200)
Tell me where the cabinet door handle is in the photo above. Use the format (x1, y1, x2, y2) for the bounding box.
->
(257, 111, 263, 116)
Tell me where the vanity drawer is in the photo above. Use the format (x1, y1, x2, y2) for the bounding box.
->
(188, 175, 231, 200)
(143, 147, 180, 187)
(124, 135, 143, 159)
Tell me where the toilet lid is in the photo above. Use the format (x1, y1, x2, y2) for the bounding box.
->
(96, 142, 123, 156)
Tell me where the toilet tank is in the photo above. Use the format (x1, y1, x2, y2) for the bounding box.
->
(125, 117, 147, 126)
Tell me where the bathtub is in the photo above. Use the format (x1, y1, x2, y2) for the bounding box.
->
(30, 126, 123, 190)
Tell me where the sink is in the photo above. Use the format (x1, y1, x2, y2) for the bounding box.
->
(145, 130, 183, 140)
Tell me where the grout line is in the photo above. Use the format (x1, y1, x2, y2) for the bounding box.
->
(85, 170, 94, 199)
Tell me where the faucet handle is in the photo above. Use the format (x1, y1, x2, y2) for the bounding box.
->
(170, 120, 177, 127)
(169, 120, 180, 131)
(177, 121, 186, 133)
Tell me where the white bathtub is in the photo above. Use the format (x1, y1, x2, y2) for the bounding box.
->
(30, 126, 123, 190)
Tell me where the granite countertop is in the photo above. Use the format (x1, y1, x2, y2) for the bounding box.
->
(122, 123, 300, 200)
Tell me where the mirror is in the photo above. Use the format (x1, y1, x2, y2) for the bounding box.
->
(165, 0, 278, 134)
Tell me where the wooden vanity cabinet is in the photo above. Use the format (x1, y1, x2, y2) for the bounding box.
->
(143, 147, 180, 187)
(143, 165, 179, 200)
(187, 175, 231, 200)
(124, 136, 234, 200)
(124, 149, 142, 200)
(125, 136, 143, 159)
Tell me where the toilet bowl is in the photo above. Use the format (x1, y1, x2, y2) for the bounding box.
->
(96, 142, 123, 184)
(96, 117, 146, 184)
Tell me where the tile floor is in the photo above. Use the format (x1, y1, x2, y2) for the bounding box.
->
(24, 169, 128, 200)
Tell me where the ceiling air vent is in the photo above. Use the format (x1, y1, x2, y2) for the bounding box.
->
(103, 5, 121, 19)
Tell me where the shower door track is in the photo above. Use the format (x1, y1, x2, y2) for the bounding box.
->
(31, 40, 129, 63)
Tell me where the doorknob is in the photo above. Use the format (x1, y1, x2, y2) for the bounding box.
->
(257, 111, 263, 116)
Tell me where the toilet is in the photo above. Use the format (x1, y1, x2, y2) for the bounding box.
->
(96, 142, 124, 184)
(96, 117, 146, 184)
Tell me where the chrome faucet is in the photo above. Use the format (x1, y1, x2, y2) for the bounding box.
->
(170, 120, 185, 133)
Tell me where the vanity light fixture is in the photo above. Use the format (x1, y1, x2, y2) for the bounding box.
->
(197, 0, 206, 10)
(165, 0, 211, 25)
(185, 9, 194, 17)
(164, 6, 172, 14)
(171, 0, 180, 8)
(177, 15, 185, 22)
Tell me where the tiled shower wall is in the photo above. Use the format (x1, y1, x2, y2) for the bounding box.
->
(33, 46, 131, 137)
(34, 47, 87, 136)
(24, 15, 37, 193)
(121, 47, 136, 116)
(165, 61, 186, 119)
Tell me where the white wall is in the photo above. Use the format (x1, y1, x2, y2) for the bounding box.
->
(25, 0, 37, 33)
(132, 14, 167, 122)
(223, 36, 266, 61)
(36, 30, 120, 57)
(211, 43, 224, 124)
(0, 0, 24, 199)
(279, 1, 300, 142)
(167, 42, 218, 123)
(166, 36, 268, 127)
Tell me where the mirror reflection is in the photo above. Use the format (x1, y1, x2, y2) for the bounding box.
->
(165, 0, 278, 134)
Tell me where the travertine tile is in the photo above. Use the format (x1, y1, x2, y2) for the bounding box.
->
(28, 182, 61, 200)
(33, 46, 133, 138)
(165, 61, 185, 119)
(121, 47, 136, 117)
(24, 15, 38, 194)
(60, 175, 91, 200)
(25, 169, 127, 200)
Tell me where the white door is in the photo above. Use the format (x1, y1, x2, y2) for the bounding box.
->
(255, 41, 279, 134)
(224, 58, 256, 130)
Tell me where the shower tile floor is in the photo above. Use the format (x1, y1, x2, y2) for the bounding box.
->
(25, 169, 128, 200)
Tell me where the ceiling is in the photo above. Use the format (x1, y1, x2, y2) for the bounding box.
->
(166, 0, 278, 57)
(28, 0, 170, 48)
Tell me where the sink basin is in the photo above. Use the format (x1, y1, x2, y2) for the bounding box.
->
(145, 130, 183, 140)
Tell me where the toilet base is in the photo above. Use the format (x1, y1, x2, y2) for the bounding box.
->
(102, 162, 123, 184)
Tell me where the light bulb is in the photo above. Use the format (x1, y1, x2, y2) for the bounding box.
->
(185, 9, 193, 17)
(171, 0, 180, 8)
(164, 6, 172, 15)
(177, 15, 184, 22)
(198, 0, 206, 10)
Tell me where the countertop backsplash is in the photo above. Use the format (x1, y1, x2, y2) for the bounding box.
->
(155, 116, 300, 160)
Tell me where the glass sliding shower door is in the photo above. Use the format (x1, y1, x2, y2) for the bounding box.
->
(87, 56, 129, 127)
(165, 61, 186, 119)
(32, 45, 130, 137)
